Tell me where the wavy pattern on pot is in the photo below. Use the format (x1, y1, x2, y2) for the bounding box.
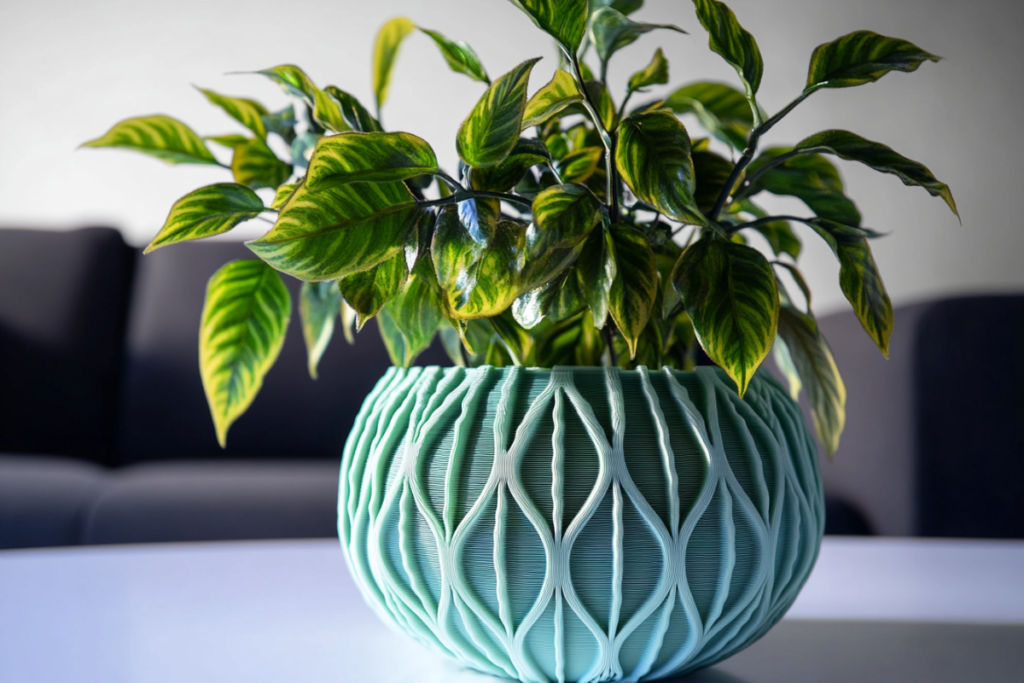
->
(339, 365, 824, 682)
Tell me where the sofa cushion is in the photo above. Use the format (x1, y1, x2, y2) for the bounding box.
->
(0, 455, 104, 549)
(115, 241, 448, 464)
(80, 461, 340, 544)
(915, 295, 1024, 538)
(0, 227, 134, 463)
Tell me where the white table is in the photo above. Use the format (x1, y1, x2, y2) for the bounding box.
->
(1, 538, 1022, 683)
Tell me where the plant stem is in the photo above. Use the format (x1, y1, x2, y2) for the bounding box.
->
(418, 189, 533, 210)
(568, 52, 620, 221)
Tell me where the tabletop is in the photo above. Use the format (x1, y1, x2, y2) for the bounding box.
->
(2, 537, 1023, 683)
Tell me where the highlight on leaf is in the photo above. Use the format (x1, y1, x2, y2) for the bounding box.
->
(146, 184, 265, 254)
(81, 115, 219, 165)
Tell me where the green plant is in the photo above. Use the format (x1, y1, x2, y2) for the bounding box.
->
(83, 0, 957, 454)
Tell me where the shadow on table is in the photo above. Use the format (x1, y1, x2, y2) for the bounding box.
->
(664, 669, 750, 683)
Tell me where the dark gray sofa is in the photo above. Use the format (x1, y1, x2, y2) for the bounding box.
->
(1, 227, 1020, 549)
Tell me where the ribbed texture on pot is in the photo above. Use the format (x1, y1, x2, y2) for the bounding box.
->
(339, 366, 824, 682)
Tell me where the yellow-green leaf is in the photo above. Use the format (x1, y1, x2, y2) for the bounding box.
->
(471, 138, 550, 192)
(338, 251, 408, 329)
(230, 138, 291, 190)
(616, 110, 706, 226)
(589, 7, 686, 66)
(807, 30, 940, 90)
(665, 81, 752, 149)
(381, 255, 445, 366)
(522, 183, 602, 289)
(247, 180, 418, 282)
(522, 69, 582, 129)
(419, 27, 490, 84)
(299, 281, 342, 379)
(691, 0, 763, 117)
(200, 260, 291, 447)
(145, 183, 264, 254)
(207, 134, 251, 149)
(558, 146, 603, 183)
(775, 305, 847, 456)
(575, 225, 616, 327)
(672, 236, 779, 396)
(746, 148, 862, 226)
(197, 88, 268, 139)
(81, 115, 218, 165)
(628, 48, 670, 93)
(257, 64, 318, 105)
(373, 17, 416, 112)
(305, 132, 438, 189)
(608, 223, 658, 358)
(794, 129, 959, 220)
(508, 0, 589, 52)
(324, 87, 383, 133)
(271, 182, 299, 210)
(457, 58, 541, 168)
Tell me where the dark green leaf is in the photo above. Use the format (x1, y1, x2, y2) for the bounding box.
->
(262, 107, 296, 144)
(672, 235, 779, 396)
(589, 0, 643, 16)
(457, 58, 541, 168)
(488, 310, 534, 365)
(373, 17, 416, 112)
(419, 27, 490, 84)
(608, 223, 658, 358)
(405, 209, 436, 272)
(145, 183, 264, 254)
(586, 80, 618, 130)
(746, 148, 862, 225)
(691, 0, 763, 108)
(81, 115, 218, 165)
(199, 260, 290, 447)
(290, 133, 320, 170)
(231, 138, 292, 190)
(522, 69, 582, 129)
(299, 281, 342, 379)
(590, 7, 686, 66)
(522, 183, 602, 288)
(807, 30, 940, 89)
(338, 251, 408, 329)
(382, 255, 445, 366)
(575, 225, 616, 326)
(509, 0, 589, 52)
(305, 132, 438, 189)
(324, 87, 383, 133)
(471, 138, 550, 192)
(616, 110, 706, 226)
(837, 238, 892, 357)
(734, 198, 801, 259)
(513, 267, 587, 328)
(628, 48, 670, 93)
(197, 88, 268, 139)
(775, 306, 846, 456)
(665, 81, 752, 149)
(247, 180, 418, 281)
(692, 149, 735, 215)
(794, 129, 959, 219)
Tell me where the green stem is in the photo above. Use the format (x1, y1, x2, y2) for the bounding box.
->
(418, 189, 533, 210)
(569, 52, 620, 220)
(617, 90, 634, 124)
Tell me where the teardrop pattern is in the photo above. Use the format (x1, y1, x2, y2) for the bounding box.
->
(339, 366, 824, 682)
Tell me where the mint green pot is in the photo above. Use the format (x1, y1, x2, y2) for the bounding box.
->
(338, 365, 824, 682)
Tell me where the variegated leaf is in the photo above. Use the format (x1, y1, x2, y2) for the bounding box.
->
(197, 88, 268, 139)
(305, 132, 438, 189)
(338, 251, 409, 329)
(691, 0, 763, 109)
(419, 27, 490, 83)
(457, 58, 541, 167)
(608, 223, 658, 358)
(589, 7, 686, 66)
(508, 0, 589, 52)
(145, 183, 264, 254)
(628, 48, 670, 93)
(81, 115, 218, 165)
(373, 17, 416, 112)
(522, 69, 582, 129)
(231, 138, 292, 190)
(299, 280, 342, 379)
(807, 30, 940, 90)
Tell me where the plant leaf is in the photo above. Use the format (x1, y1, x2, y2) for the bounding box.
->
(304, 132, 438, 189)
(589, 0, 643, 16)
(324, 87, 383, 133)
(794, 129, 959, 220)
(775, 306, 846, 456)
(262, 107, 296, 144)
(256, 64, 318, 104)
(837, 238, 893, 357)
(690, 0, 763, 110)
(746, 148, 862, 226)
(231, 138, 292, 190)
(471, 137, 550, 192)
(575, 225, 617, 327)
(247, 180, 418, 281)
(197, 88, 268, 139)
(608, 223, 658, 358)
(508, 0, 589, 52)
(628, 48, 670, 93)
(558, 146, 603, 183)
(522, 69, 582, 129)
(373, 17, 417, 112)
(665, 81, 752, 149)
(338, 251, 408, 329)
(590, 7, 686, 66)
(207, 134, 251, 149)
(145, 183, 264, 254)
(522, 183, 602, 288)
(692, 149, 736, 215)
(340, 300, 357, 344)
(419, 27, 490, 84)
(311, 88, 350, 133)
(585, 80, 618, 130)
(271, 182, 300, 210)
(299, 280, 342, 379)
(382, 255, 445, 366)
(457, 58, 541, 168)
(199, 260, 291, 447)
(81, 115, 218, 165)
(807, 30, 940, 90)
(734, 198, 801, 259)
(672, 235, 779, 396)
(617, 110, 706, 226)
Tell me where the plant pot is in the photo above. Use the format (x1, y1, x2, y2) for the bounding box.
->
(339, 365, 824, 683)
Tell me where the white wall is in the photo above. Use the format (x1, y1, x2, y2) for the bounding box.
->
(1, 0, 1021, 314)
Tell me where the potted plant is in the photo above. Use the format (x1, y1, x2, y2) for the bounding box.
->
(83, 0, 956, 679)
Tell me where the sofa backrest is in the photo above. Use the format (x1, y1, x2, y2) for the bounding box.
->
(0, 227, 135, 464)
(114, 241, 448, 464)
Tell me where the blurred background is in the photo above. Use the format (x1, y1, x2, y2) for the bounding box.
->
(1, 0, 1022, 549)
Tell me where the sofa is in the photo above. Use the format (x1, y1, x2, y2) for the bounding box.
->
(1, 226, 1021, 549)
